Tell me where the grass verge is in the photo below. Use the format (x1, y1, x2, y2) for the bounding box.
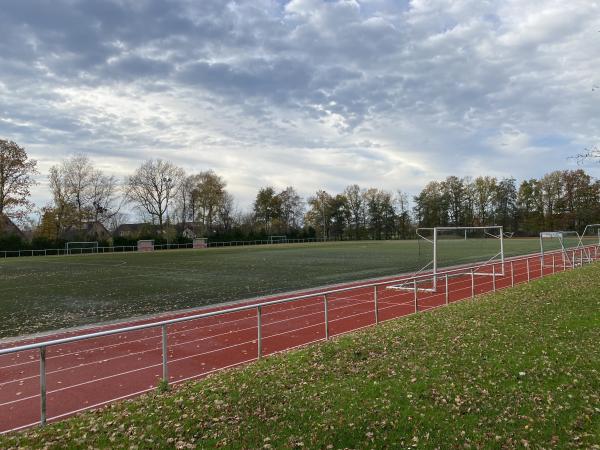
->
(2, 262, 599, 449)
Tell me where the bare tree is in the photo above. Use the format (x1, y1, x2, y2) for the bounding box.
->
(0, 139, 38, 222)
(126, 159, 185, 232)
(49, 154, 120, 226)
(278, 186, 305, 232)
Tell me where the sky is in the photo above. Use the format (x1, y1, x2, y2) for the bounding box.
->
(1, 0, 600, 213)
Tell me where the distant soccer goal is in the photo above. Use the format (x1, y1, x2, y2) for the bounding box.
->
(269, 235, 288, 244)
(539, 231, 581, 268)
(193, 238, 208, 249)
(137, 240, 155, 252)
(65, 241, 99, 255)
(391, 226, 505, 292)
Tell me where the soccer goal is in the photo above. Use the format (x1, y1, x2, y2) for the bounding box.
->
(390, 226, 505, 292)
(65, 241, 99, 255)
(539, 231, 581, 268)
(269, 235, 288, 244)
(193, 237, 208, 249)
(578, 224, 600, 262)
(137, 240, 155, 252)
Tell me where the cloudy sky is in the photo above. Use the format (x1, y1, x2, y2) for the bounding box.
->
(1, 0, 599, 211)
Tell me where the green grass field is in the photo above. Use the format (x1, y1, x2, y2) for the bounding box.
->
(0, 239, 549, 339)
(2, 257, 598, 449)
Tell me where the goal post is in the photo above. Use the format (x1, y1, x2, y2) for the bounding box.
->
(65, 241, 99, 255)
(268, 235, 288, 244)
(578, 224, 600, 262)
(137, 240, 155, 252)
(539, 231, 581, 268)
(391, 226, 505, 292)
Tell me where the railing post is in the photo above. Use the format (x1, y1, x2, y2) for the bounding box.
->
(373, 286, 379, 324)
(40, 346, 47, 426)
(492, 264, 496, 292)
(510, 261, 515, 287)
(471, 269, 475, 299)
(413, 280, 418, 312)
(161, 325, 168, 383)
(324, 295, 329, 340)
(526, 258, 530, 282)
(445, 274, 449, 305)
(572, 251, 575, 269)
(552, 254, 556, 273)
(257, 306, 262, 358)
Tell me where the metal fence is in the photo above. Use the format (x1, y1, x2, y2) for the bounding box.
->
(0, 245, 597, 432)
(0, 238, 327, 258)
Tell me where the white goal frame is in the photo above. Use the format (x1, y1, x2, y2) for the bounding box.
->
(578, 224, 600, 262)
(65, 241, 99, 255)
(390, 226, 505, 293)
(269, 235, 288, 244)
(539, 231, 581, 268)
(137, 239, 155, 252)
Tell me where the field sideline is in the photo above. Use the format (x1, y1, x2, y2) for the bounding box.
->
(0, 238, 558, 338)
(2, 255, 598, 448)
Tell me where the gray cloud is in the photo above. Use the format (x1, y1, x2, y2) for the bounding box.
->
(0, 0, 599, 209)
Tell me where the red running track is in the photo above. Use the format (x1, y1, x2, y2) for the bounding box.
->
(0, 248, 595, 433)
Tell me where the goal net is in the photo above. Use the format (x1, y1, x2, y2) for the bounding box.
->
(193, 238, 208, 249)
(392, 226, 505, 292)
(539, 231, 581, 268)
(269, 235, 288, 244)
(65, 241, 99, 255)
(137, 240, 155, 252)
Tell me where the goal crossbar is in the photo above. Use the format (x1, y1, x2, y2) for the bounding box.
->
(540, 231, 582, 268)
(578, 224, 600, 262)
(390, 226, 505, 293)
(65, 241, 99, 255)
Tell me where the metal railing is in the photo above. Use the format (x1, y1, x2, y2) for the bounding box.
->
(0, 245, 597, 430)
(0, 238, 328, 258)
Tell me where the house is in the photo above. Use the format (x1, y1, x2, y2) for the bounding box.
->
(0, 214, 25, 239)
(176, 222, 203, 239)
(114, 223, 159, 239)
(62, 221, 111, 241)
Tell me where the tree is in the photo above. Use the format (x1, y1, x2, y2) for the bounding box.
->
(49, 154, 120, 226)
(413, 181, 448, 227)
(472, 176, 497, 225)
(253, 187, 282, 234)
(344, 184, 366, 239)
(126, 159, 185, 232)
(441, 176, 465, 226)
(191, 171, 227, 234)
(305, 190, 333, 239)
(0, 139, 38, 223)
(277, 187, 305, 233)
(395, 190, 412, 239)
(492, 178, 517, 230)
(364, 188, 396, 239)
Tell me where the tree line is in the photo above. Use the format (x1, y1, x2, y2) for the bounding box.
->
(1, 138, 599, 250)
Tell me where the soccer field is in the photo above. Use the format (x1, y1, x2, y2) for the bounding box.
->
(0, 239, 545, 338)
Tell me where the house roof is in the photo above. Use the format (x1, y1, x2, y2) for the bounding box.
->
(0, 214, 24, 238)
